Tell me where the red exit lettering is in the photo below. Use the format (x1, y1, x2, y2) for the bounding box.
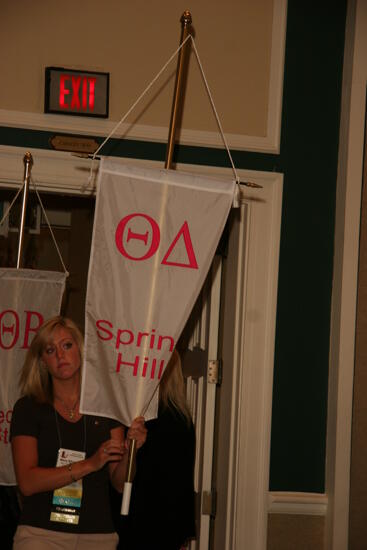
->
(59, 75, 97, 111)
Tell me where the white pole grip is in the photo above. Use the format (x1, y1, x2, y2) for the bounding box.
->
(121, 481, 133, 515)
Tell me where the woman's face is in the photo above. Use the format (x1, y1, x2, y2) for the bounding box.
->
(41, 326, 81, 382)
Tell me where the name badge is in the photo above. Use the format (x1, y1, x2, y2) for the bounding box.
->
(50, 448, 86, 525)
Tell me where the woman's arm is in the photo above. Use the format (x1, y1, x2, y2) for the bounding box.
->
(12, 434, 125, 497)
(108, 417, 147, 493)
(108, 426, 128, 492)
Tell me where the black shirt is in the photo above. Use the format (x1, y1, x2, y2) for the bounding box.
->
(117, 404, 196, 550)
(11, 395, 120, 534)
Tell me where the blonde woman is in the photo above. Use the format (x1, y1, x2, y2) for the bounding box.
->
(10, 316, 146, 550)
(118, 350, 196, 550)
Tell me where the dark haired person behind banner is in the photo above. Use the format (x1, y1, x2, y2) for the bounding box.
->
(10, 316, 147, 550)
(115, 350, 196, 550)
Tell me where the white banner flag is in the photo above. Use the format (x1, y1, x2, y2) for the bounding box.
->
(80, 160, 235, 426)
(0, 268, 67, 485)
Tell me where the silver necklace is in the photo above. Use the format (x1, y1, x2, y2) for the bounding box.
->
(55, 394, 79, 420)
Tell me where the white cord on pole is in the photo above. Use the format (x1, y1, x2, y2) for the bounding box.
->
(86, 34, 241, 202)
(0, 183, 25, 228)
(31, 177, 69, 275)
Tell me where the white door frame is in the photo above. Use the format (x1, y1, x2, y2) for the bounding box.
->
(213, 172, 283, 550)
(0, 150, 283, 549)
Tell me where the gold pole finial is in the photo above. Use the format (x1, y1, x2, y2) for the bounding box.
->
(181, 10, 192, 26)
(23, 151, 33, 168)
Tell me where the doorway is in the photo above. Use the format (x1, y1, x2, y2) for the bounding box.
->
(0, 189, 95, 329)
(0, 162, 283, 550)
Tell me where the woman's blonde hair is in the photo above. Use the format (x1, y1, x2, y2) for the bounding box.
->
(159, 349, 192, 424)
(19, 316, 84, 404)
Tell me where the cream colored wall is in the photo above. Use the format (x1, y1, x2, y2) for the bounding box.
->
(0, 0, 273, 139)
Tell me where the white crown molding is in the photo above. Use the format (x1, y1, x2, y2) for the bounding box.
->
(0, 1, 287, 154)
(0, 141, 277, 196)
(0, 145, 96, 195)
(268, 492, 328, 516)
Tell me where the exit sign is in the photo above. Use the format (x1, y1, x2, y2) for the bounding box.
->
(45, 67, 109, 118)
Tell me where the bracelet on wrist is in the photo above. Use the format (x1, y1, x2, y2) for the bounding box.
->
(68, 462, 76, 483)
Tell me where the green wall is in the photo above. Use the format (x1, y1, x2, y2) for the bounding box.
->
(0, 1, 348, 492)
(270, 1, 347, 493)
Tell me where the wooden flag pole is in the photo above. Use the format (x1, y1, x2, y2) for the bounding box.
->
(16, 152, 33, 269)
(121, 11, 193, 515)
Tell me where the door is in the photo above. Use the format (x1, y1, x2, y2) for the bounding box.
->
(180, 254, 223, 550)
(174, 171, 283, 550)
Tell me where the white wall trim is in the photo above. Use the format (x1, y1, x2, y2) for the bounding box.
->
(0, 145, 100, 194)
(0, 110, 281, 153)
(268, 492, 328, 516)
(327, 1, 367, 549)
(0, 1, 287, 154)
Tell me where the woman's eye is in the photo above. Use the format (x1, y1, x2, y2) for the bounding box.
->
(63, 341, 73, 350)
(45, 347, 54, 355)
